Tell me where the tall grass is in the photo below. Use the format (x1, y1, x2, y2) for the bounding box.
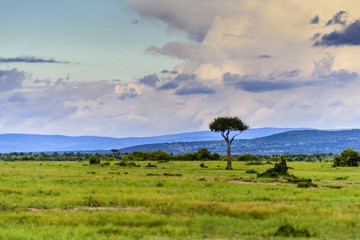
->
(0, 161, 358, 239)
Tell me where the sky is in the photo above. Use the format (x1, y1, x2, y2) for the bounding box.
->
(2, 0, 360, 137)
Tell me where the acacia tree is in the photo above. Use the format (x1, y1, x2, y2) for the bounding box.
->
(209, 116, 249, 170)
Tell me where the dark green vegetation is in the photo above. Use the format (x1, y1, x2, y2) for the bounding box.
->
(0, 150, 334, 163)
(209, 116, 249, 169)
(332, 148, 360, 167)
(257, 156, 289, 178)
(120, 129, 360, 154)
(0, 158, 359, 239)
(257, 157, 317, 188)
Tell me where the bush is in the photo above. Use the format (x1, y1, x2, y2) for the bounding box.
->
(89, 155, 99, 165)
(246, 161, 264, 165)
(163, 173, 182, 177)
(237, 153, 255, 161)
(127, 161, 137, 167)
(257, 156, 289, 178)
(245, 169, 258, 174)
(117, 160, 127, 166)
(286, 176, 317, 188)
(297, 181, 315, 188)
(274, 223, 311, 237)
(333, 148, 360, 167)
(145, 162, 157, 168)
(334, 176, 349, 180)
(286, 176, 312, 184)
(200, 162, 208, 168)
(197, 148, 211, 159)
(210, 152, 221, 160)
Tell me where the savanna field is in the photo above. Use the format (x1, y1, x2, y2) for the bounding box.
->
(0, 160, 360, 239)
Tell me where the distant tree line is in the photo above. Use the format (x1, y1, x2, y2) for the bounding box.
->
(0, 149, 336, 163)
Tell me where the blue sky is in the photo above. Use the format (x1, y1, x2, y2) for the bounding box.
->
(2, 0, 360, 137)
(1, 0, 182, 81)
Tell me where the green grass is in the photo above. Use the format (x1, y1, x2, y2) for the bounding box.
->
(0, 160, 359, 239)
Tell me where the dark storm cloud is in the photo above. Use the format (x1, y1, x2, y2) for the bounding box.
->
(310, 15, 319, 24)
(138, 74, 159, 87)
(117, 91, 139, 100)
(223, 72, 299, 92)
(324, 69, 358, 84)
(175, 86, 216, 95)
(326, 11, 347, 26)
(174, 73, 196, 81)
(156, 73, 197, 91)
(223, 69, 358, 93)
(314, 20, 360, 46)
(161, 70, 178, 74)
(0, 56, 70, 64)
(157, 82, 179, 91)
(311, 33, 321, 41)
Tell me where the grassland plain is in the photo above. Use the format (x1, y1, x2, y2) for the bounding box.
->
(0, 160, 359, 239)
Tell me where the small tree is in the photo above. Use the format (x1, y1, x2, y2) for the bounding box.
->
(209, 116, 249, 170)
(89, 155, 99, 164)
(333, 148, 360, 167)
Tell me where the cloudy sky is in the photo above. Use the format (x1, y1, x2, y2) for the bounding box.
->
(2, 0, 360, 137)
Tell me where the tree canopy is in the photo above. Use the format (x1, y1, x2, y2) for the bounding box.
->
(209, 116, 249, 135)
(333, 148, 360, 167)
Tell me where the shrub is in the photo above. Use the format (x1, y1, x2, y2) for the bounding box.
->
(89, 155, 99, 165)
(297, 181, 315, 188)
(200, 162, 208, 168)
(237, 153, 254, 161)
(274, 223, 311, 237)
(84, 196, 102, 207)
(146, 173, 161, 176)
(286, 176, 312, 184)
(197, 148, 211, 159)
(163, 173, 182, 177)
(245, 169, 258, 174)
(156, 182, 164, 187)
(127, 161, 137, 167)
(116, 160, 127, 166)
(333, 148, 360, 167)
(246, 161, 264, 165)
(335, 176, 349, 180)
(145, 162, 157, 168)
(257, 156, 289, 178)
(210, 152, 221, 160)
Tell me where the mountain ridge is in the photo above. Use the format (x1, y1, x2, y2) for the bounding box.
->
(119, 129, 360, 155)
(0, 127, 311, 152)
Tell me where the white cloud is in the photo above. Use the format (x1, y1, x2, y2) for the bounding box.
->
(115, 83, 146, 100)
(2, 1, 360, 138)
(126, 0, 360, 132)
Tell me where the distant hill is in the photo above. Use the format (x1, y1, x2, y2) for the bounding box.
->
(119, 129, 360, 155)
(0, 128, 309, 152)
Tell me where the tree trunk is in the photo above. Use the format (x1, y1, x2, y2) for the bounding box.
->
(226, 141, 232, 170)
